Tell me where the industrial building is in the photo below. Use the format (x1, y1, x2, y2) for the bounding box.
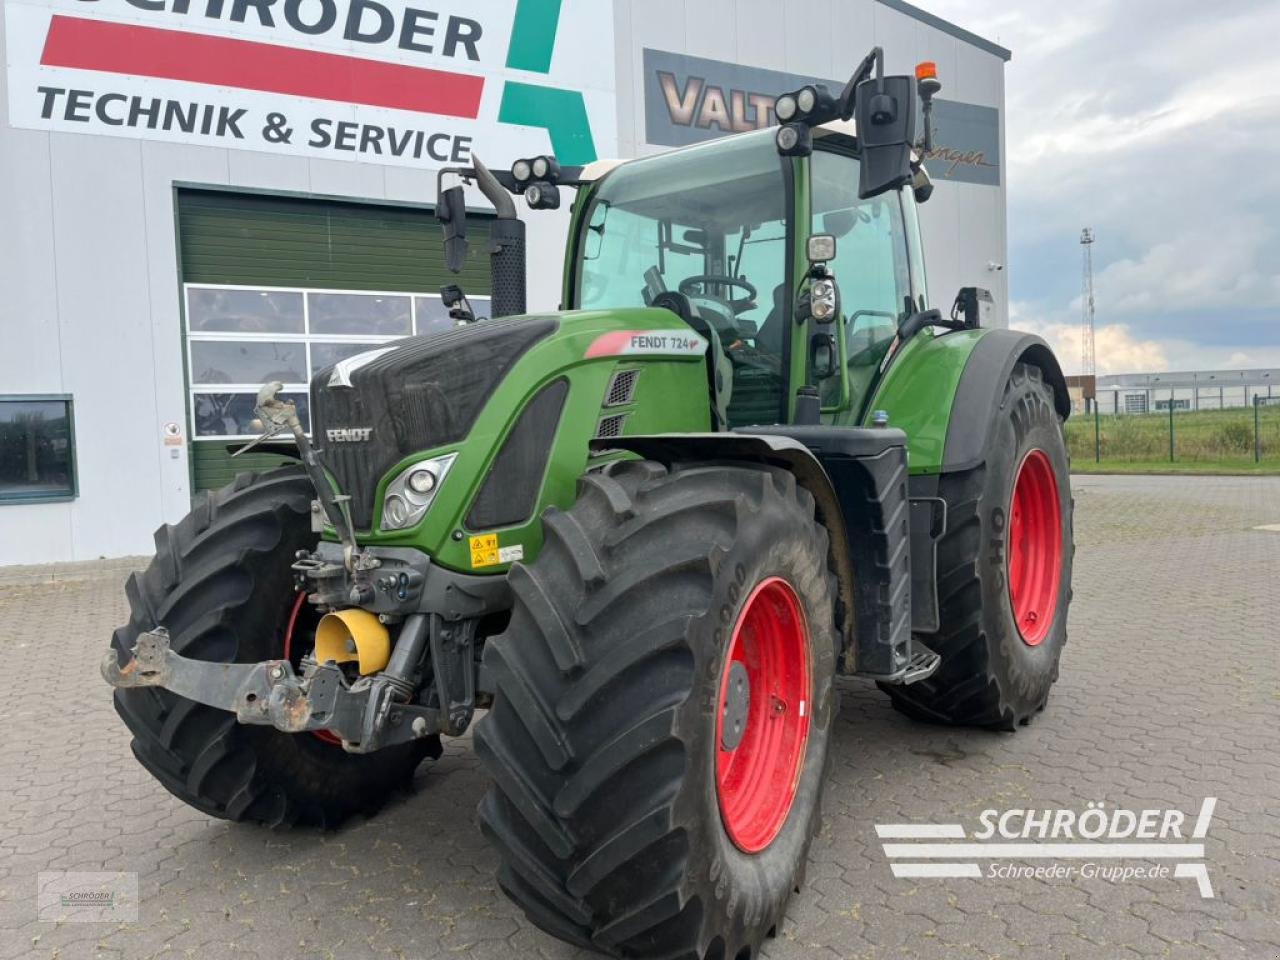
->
(1093, 369, 1279, 415)
(1, 0, 1011, 563)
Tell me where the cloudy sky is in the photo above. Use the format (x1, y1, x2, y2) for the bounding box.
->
(925, 0, 1280, 374)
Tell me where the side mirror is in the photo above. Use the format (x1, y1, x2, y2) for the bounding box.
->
(437, 184, 468, 274)
(854, 75, 916, 199)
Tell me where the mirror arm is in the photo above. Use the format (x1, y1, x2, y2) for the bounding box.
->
(838, 46, 883, 120)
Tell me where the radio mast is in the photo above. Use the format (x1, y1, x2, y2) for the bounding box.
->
(1080, 227, 1096, 378)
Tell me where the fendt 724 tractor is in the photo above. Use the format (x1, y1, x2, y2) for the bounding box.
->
(105, 50, 1073, 959)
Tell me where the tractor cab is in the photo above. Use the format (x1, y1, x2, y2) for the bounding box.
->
(567, 124, 929, 429)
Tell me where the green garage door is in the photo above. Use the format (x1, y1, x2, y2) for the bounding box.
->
(177, 189, 492, 493)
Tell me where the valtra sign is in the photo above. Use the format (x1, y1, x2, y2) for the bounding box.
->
(3, 0, 616, 167)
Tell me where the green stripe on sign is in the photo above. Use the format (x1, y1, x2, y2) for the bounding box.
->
(499, 82, 597, 164)
(506, 0, 563, 73)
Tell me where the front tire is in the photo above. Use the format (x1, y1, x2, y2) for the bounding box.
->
(110, 468, 437, 828)
(475, 460, 838, 957)
(883, 362, 1075, 729)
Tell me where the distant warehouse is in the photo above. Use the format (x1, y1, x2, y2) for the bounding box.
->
(1090, 369, 1279, 414)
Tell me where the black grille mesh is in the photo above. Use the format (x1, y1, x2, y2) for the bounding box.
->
(595, 414, 627, 439)
(310, 316, 556, 529)
(604, 368, 639, 406)
(465, 378, 569, 530)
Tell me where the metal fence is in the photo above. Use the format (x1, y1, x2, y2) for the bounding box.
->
(1066, 397, 1280, 465)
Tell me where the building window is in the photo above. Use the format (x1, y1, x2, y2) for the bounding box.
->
(0, 395, 77, 503)
(184, 285, 489, 440)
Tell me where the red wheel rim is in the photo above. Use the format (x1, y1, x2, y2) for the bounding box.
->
(715, 577, 811, 853)
(283, 591, 342, 746)
(1007, 449, 1063, 646)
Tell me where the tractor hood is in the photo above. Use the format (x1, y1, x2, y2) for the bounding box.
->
(311, 315, 557, 530)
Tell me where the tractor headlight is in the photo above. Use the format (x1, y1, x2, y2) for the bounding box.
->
(531, 155, 549, 179)
(797, 85, 817, 114)
(407, 468, 437, 495)
(809, 278, 838, 322)
(774, 93, 798, 122)
(380, 453, 457, 531)
(511, 159, 532, 183)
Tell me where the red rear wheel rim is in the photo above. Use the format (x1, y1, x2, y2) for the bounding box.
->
(715, 577, 811, 853)
(1007, 449, 1063, 646)
(283, 590, 342, 746)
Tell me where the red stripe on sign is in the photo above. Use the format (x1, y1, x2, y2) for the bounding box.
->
(40, 15, 484, 118)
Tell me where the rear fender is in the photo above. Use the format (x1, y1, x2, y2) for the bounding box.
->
(865, 328, 1070, 474)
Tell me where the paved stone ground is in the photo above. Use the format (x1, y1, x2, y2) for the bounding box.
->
(2, 473, 1278, 960)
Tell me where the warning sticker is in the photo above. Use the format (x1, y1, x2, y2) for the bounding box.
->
(469, 535, 525, 568)
(469, 534, 499, 568)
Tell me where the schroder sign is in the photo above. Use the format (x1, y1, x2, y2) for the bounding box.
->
(643, 48, 1000, 187)
(4, 0, 616, 167)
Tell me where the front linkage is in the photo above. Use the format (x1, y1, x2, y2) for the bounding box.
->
(102, 616, 437, 754)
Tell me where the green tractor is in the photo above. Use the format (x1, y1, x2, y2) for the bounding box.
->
(105, 49, 1073, 959)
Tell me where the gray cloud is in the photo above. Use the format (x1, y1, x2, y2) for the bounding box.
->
(926, 0, 1280, 371)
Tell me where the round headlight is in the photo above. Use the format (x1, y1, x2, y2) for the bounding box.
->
(776, 125, 800, 151)
(407, 468, 437, 495)
(812, 280, 833, 299)
(812, 299, 834, 321)
(797, 86, 816, 114)
(531, 156, 549, 179)
(774, 94, 797, 122)
(525, 184, 543, 207)
(512, 159, 531, 182)
(384, 495, 409, 527)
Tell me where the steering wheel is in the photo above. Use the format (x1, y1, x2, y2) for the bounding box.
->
(678, 275, 758, 313)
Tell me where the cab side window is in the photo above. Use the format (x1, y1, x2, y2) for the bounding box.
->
(810, 149, 913, 403)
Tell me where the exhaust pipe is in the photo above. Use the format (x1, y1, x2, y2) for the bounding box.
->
(436, 156, 527, 318)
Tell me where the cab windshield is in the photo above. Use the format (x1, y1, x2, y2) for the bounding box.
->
(576, 130, 790, 425)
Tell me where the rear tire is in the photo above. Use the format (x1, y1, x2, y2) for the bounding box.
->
(110, 467, 438, 828)
(882, 362, 1074, 729)
(475, 459, 838, 958)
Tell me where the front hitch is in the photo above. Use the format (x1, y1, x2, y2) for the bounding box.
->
(102, 624, 441, 753)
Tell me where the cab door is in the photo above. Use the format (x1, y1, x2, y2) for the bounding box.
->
(804, 146, 924, 425)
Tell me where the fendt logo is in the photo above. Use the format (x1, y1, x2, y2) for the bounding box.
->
(326, 427, 373, 443)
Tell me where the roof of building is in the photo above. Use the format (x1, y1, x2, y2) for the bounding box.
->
(1097, 368, 1280, 390)
(877, 0, 1012, 62)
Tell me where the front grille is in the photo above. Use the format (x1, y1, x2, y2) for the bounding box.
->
(466, 378, 568, 530)
(310, 316, 557, 529)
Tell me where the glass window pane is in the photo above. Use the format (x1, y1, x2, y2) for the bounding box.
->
(310, 342, 383, 372)
(309, 293, 411, 336)
(811, 149, 912, 407)
(190, 341, 306, 385)
(193, 392, 309, 437)
(415, 296, 454, 333)
(0, 399, 74, 499)
(188, 288, 304, 333)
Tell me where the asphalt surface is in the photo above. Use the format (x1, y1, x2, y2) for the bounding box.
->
(2, 473, 1278, 960)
